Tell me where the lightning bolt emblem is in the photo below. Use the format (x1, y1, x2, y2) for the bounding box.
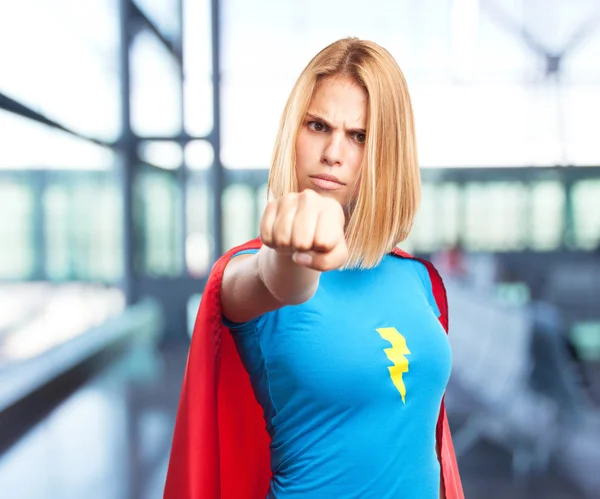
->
(376, 327, 411, 403)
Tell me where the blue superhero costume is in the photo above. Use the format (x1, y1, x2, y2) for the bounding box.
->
(225, 249, 452, 498)
(163, 238, 464, 499)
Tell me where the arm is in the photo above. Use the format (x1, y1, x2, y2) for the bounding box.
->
(221, 249, 320, 324)
(221, 190, 347, 324)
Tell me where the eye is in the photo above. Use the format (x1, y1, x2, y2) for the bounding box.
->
(353, 132, 366, 144)
(308, 121, 326, 132)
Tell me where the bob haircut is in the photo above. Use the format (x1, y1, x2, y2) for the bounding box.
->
(268, 37, 421, 269)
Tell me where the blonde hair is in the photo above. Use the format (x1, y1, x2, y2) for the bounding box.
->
(268, 38, 421, 269)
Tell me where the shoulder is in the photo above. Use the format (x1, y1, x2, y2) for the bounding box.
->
(385, 255, 436, 295)
(390, 248, 444, 286)
(210, 238, 262, 275)
(389, 250, 448, 325)
(229, 237, 262, 257)
(225, 237, 262, 260)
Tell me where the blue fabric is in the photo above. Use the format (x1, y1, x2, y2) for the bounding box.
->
(224, 250, 451, 499)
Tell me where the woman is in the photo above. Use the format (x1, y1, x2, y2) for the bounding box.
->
(164, 37, 463, 499)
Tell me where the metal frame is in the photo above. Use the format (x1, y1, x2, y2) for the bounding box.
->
(131, 2, 183, 64)
(117, 0, 225, 307)
(0, 92, 113, 148)
(210, 0, 224, 259)
(119, 0, 136, 304)
(114, 0, 224, 337)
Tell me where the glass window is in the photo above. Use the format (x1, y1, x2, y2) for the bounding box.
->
(139, 141, 183, 170)
(529, 181, 565, 251)
(221, 0, 599, 168)
(136, 171, 183, 276)
(562, 86, 600, 165)
(44, 183, 71, 279)
(572, 180, 600, 250)
(463, 182, 528, 251)
(185, 140, 214, 169)
(183, 0, 213, 137)
(406, 182, 461, 252)
(186, 176, 212, 276)
(44, 177, 123, 282)
(131, 30, 182, 137)
(257, 183, 269, 221)
(0, 0, 121, 141)
(562, 11, 600, 82)
(222, 184, 257, 251)
(0, 180, 34, 279)
(438, 183, 461, 247)
(0, 173, 122, 282)
(414, 84, 568, 168)
(408, 183, 441, 253)
(0, 111, 116, 171)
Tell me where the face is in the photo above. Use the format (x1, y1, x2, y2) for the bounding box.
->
(295, 75, 368, 208)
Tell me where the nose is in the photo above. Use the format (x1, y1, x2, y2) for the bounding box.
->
(321, 133, 344, 167)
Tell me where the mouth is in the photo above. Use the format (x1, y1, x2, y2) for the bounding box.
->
(309, 174, 345, 190)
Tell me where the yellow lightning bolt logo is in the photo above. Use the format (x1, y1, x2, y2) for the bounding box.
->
(376, 327, 411, 403)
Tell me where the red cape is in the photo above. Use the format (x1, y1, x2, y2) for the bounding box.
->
(164, 239, 464, 499)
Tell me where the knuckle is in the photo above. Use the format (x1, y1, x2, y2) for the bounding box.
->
(291, 234, 311, 251)
(272, 223, 293, 248)
(313, 236, 334, 253)
(260, 209, 272, 225)
(259, 224, 273, 241)
(272, 233, 290, 247)
(259, 222, 272, 238)
(263, 200, 277, 215)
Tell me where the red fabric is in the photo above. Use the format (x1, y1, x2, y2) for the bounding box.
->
(164, 239, 464, 499)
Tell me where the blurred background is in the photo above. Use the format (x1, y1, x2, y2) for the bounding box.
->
(0, 0, 599, 497)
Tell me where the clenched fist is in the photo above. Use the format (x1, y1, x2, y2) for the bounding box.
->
(260, 190, 348, 271)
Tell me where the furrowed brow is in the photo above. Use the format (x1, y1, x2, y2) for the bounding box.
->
(306, 113, 365, 134)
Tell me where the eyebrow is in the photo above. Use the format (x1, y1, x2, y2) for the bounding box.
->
(305, 112, 366, 135)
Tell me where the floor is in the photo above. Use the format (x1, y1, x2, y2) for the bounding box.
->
(0, 341, 596, 499)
